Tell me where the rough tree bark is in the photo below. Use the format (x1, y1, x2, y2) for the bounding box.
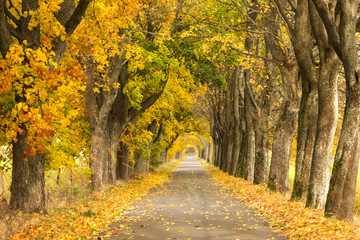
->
(107, 65, 130, 185)
(198, 136, 210, 161)
(264, 4, 300, 194)
(0, 171, 4, 199)
(213, 87, 226, 168)
(312, 0, 360, 220)
(240, 0, 259, 181)
(229, 66, 242, 176)
(85, 55, 123, 190)
(134, 153, 148, 175)
(268, 64, 299, 194)
(306, 51, 339, 209)
(86, 49, 167, 189)
(219, 71, 234, 172)
(116, 140, 130, 182)
(306, 2, 341, 209)
(134, 121, 157, 175)
(243, 85, 256, 182)
(235, 114, 247, 178)
(11, 133, 46, 212)
(290, 0, 319, 201)
(254, 50, 276, 185)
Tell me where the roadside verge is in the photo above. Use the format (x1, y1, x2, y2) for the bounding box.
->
(7, 159, 182, 240)
(202, 160, 357, 240)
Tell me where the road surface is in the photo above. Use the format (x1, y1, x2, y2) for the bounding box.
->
(100, 155, 286, 240)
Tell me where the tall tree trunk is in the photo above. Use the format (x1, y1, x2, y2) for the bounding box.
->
(85, 51, 126, 190)
(229, 66, 242, 176)
(116, 140, 130, 181)
(89, 126, 110, 190)
(107, 66, 129, 184)
(240, 0, 259, 182)
(235, 116, 247, 178)
(323, 0, 360, 219)
(107, 121, 124, 185)
(306, 4, 341, 209)
(2, 0, 90, 214)
(219, 134, 229, 171)
(10, 131, 46, 213)
(268, 65, 299, 194)
(262, 3, 300, 193)
(159, 150, 167, 163)
(106, 118, 126, 184)
(221, 72, 234, 172)
(225, 138, 233, 173)
(214, 87, 226, 168)
(164, 148, 169, 162)
(254, 51, 276, 185)
(198, 136, 209, 161)
(244, 86, 256, 182)
(254, 132, 269, 184)
(0, 171, 4, 199)
(214, 141, 221, 167)
(306, 52, 339, 209)
(325, 89, 360, 219)
(207, 142, 212, 163)
(135, 152, 148, 174)
(291, 81, 317, 201)
(290, 0, 318, 201)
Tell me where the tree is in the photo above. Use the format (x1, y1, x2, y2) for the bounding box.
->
(68, 0, 181, 189)
(120, 65, 203, 178)
(290, 0, 319, 202)
(264, 2, 300, 194)
(308, 0, 360, 220)
(305, 1, 340, 209)
(0, 0, 91, 213)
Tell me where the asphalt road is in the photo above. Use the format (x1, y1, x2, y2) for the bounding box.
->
(101, 155, 287, 240)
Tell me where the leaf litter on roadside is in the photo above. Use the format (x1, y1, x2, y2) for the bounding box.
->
(9, 160, 182, 240)
(205, 163, 357, 240)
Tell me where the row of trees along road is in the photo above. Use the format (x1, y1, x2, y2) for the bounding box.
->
(0, 0, 216, 216)
(0, 0, 359, 223)
(194, 0, 360, 221)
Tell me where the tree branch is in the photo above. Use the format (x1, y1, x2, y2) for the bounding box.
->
(152, 122, 163, 144)
(214, 0, 238, 7)
(2, 0, 19, 27)
(245, 79, 259, 112)
(286, 0, 296, 12)
(126, 28, 213, 39)
(273, 0, 295, 36)
(185, 12, 265, 33)
(310, 0, 341, 58)
(85, 57, 99, 126)
(128, 79, 169, 120)
(215, 40, 273, 62)
(5, 19, 19, 40)
(64, 0, 92, 36)
(0, 0, 13, 56)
